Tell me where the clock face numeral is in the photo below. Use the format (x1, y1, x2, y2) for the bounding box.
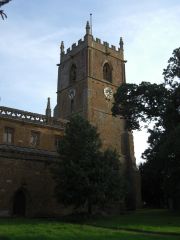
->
(104, 87, 113, 100)
(68, 89, 76, 100)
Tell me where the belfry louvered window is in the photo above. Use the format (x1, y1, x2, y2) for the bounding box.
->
(70, 64, 77, 83)
(103, 63, 112, 82)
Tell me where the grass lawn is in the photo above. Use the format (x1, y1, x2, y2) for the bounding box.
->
(85, 209, 180, 234)
(0, 209, 179, 240)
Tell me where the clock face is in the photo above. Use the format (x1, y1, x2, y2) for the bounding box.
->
(68, 89, 76, 100)
(104, 87, 113, 100)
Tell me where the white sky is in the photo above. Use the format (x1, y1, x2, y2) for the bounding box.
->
(0, 0, 180, 164)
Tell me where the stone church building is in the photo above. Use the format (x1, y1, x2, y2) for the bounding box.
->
(0, 22, 140, 217)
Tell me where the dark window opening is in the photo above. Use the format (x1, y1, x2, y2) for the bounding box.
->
(54, 135, 62, 151)
(70, 99, 74, 113)
(103, 63, 112, 82)
(13, 190, 26, 217)
(3, 127, 14, 144)
(30, 131, 40, 147)
(70, 64, 77, 83)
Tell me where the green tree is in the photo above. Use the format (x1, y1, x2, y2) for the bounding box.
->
(53, 115, 124, 214)
(112, 47, 180, 209)
(0, 0, 11, 20)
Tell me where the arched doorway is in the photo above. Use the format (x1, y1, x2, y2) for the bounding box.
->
(13, 190, 26, 216)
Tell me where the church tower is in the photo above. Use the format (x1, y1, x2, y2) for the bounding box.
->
(54, 22, 135, 165)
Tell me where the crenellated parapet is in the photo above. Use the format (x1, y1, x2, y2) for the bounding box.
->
(92, 36, 124, 58)
(94, 37, 123, 52)
(59, 22, 124, 64)
(60, 38, 85, 63)
(0, 106, 67, 129)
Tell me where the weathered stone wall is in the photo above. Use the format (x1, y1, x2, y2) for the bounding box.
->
(0, 118, 63, 151)
(0, 28, 141, 217)
(54, 33, 130, 157)
(0, 114, 67, 217)
(0, 151, 72, 217)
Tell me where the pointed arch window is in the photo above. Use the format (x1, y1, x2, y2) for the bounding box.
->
(103, 63, 112, 82)
(70, 64, 77, 83)
(70, 99, 74, 113)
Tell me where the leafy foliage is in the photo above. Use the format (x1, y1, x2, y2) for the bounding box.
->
(53, 115, 124, 214)
(112, 47, 180, 209)
(163, 47, 180, 87)
(112, 82, 169, 130)
(0, 0, 11, 20)
(0, 0, 11, 7)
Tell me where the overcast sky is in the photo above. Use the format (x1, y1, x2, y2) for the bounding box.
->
(0, 0, 180, 164)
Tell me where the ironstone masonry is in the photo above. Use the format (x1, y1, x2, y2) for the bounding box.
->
(0, 22, 141, 217)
